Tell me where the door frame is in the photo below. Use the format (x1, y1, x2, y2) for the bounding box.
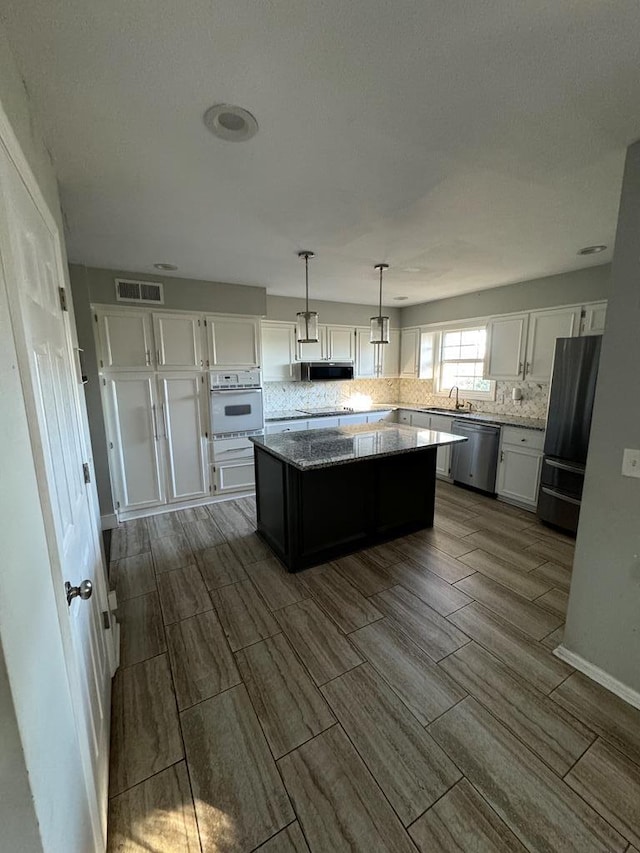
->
(0, 102, 109, 850)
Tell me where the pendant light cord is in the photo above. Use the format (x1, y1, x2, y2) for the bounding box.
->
(378, 265, 383, 318)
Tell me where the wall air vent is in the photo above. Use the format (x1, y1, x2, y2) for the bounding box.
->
(115, 278, 164, 304)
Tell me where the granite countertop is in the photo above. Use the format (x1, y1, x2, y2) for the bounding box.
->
(250, 422, 467, 471)
(264, 404, 396, 422)
(264, 403, 545, 431)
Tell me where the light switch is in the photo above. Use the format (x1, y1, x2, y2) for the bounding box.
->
(622, 449, 640, 478)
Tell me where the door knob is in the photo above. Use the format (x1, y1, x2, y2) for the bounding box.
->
(65, 579, 93, 607)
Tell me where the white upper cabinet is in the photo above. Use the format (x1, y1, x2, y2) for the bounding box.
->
(326, 326, 355, 361)
(400, 328, 420, 377)
(97, 309, 153, 370)
(525, 306, 581, 382)
(207, 315, 260, 368)
(262, 322, 296, 381)
(153, 312, 202, 369)
(377, 330, 400, 377)
(103, 373, 165, 511)
(296, 326, 327, 362)
(581, 301, 607, 336)
(485, 314, 529, 380)
(355, 327, 376, 377)
(158, 373, 208, 503)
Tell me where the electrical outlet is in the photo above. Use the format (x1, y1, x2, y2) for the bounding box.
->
(622, 449, 640, 478)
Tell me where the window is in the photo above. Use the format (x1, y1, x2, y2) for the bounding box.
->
(435, 327, 495, 400)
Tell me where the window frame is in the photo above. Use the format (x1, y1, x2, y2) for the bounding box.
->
(431, 322, 496, 401)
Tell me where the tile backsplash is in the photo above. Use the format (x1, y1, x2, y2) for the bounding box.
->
(264, 376, 549, 420)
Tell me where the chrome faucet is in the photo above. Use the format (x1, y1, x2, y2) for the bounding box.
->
(448, 385, 466, 410)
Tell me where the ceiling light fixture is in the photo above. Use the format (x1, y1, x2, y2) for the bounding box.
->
(370, 263, 390, 344)
(153, 262, 178, 271)
(296, 251, 319, 344)
(203, 104, 258, 142)
(578, 245, 607, 255)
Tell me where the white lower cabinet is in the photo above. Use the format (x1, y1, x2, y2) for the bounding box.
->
(158, 374, 208, 503)
(497, 427, 544, 508)
(429, 414, 454, 480)
(103, 373, 166, 512)
(264, 420, 309, 434)
(211, 435, 256, 494)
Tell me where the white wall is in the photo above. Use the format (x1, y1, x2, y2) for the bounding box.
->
(563, 141, 640, 694)
(0, 23, 95, 852)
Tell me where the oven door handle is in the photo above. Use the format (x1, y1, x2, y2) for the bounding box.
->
(544, 458, 584, 474)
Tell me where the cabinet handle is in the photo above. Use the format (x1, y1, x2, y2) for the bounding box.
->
(518, 361, 523, 376)
(151, 404, 159, 440)
(156, 349, 161, 365)
(525, 361, 530, 376)
(500, 450, 504, 462)
(160, 402, 167, 438)
(146, 349, 151, 366)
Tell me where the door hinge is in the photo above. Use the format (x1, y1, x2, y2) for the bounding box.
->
(204, 318, 207, 326)
(198, 319, 201, 326)
(102, 377, 106, 386)
(205, 431, 208, 439)
(102, 610, 110, 630)
(58, 287, 68, 311)
(116, 501, 120, 509)
(100, 359, 104, 368)
(94, 313, 98, 323)
(580, 308, 586, 318)
(109, 441, 114, 449)
(82, 462, 91, 483)
(201, 375, 204, 384)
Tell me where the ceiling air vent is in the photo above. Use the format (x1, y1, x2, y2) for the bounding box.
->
(115, 278, 164, 304)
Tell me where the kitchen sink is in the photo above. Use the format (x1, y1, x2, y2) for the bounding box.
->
(426, 407, 464, 415)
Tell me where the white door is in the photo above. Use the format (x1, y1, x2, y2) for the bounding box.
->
(104, 373, 166, 512)
(262, 322, 296, 381)
(153, 312, 202, 369)
(97, 308, 153, 370)
(525, 307, 581, 382)
(296, 326, 327, 362)
(581, 302, 607, 336)
(326, 325, 354, 361)
(208, 315, 260, 367)
(355, 327, 376, 377)
(485, 314, 528, 380)
(381, 330, 400, 377)
(400, 328, 420, 377)
(0, 139, 110, 848)
(497, 446, 543, 506)
(159, 373, 208, 502)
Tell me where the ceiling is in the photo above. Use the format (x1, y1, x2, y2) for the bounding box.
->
(2, 1, 639, 305)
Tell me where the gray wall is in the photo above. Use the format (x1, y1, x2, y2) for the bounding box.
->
(267, 294, 402, 327)
(564, 143, 640, 693)
(401, 264, 611, 328)
(69, 264, 269, 516)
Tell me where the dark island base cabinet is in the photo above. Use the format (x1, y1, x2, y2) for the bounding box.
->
(254, 446, 437, 572)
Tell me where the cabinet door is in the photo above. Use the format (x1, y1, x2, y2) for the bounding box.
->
(400, 329, 420, 377)
(208, 316, 260, 367)
(581, 302, 607, 336)
(355, 327, 376, 377)
(485, 314, 528, 380)
(525, 307, 581, 382)
(153, 313, 202, 369)
(262, 323, 296, 381)
(397, 409, 412, 424)
(338, 414, 369, 425)
(326, 326, 354, 361)
(103, 374, 165, 511)
(497, 445, 543, 507)
(159, 374, 208, 503)
(97, 310, 153, 370)
(307, 416, 340, 428)
(410, 412, 431, 428)
(264, 420, 309, 433)
(381, 330, 400, 377)
(215, 461, 255, 494)
(430, 415, 454, 479)
(296, 326, 327, 362)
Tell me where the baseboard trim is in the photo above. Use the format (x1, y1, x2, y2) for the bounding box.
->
(101, 513, 118, 530)
(553, 644, 640, 711)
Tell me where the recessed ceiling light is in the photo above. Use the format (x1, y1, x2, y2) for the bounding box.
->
(154, 263, 178, 271)
(394, 296, 409, 301)
(203, 104, 258, 142)
(578, 245, 607, 255)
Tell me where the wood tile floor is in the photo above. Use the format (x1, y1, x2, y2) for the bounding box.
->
(107, 483, 640, 852)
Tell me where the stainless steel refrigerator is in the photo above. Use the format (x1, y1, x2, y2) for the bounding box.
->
(537, 335, 601, 534)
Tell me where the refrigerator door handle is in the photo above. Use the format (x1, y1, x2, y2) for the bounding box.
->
(545, 458, 585, 474)
(541, 486, 582, 506)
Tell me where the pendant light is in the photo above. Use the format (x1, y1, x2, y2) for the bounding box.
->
(370, 263, 390, 344)
(296, 250, 319, 343)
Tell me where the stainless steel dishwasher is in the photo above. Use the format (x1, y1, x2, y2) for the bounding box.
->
(450, 419, 500, 494)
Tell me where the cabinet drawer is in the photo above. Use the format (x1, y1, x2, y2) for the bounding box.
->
(214, 461, 255, 493)
(211, 435, 254, 462)
(265, 420, 308, 434)
(366, 411, 393, 423)
(397, 410, 412, 424)
(501, 426, 545, 451)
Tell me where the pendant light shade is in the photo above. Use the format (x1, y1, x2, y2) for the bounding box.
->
(296, 250, 319, 343)
(370, 263, 390, 344)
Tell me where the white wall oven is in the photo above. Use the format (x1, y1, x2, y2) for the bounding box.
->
(209, 369, 263, 436)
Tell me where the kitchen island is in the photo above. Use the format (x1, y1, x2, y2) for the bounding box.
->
(250, 423, 466, 572)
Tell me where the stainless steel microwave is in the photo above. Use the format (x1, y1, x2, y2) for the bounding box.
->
(295, 362, 355, 382)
